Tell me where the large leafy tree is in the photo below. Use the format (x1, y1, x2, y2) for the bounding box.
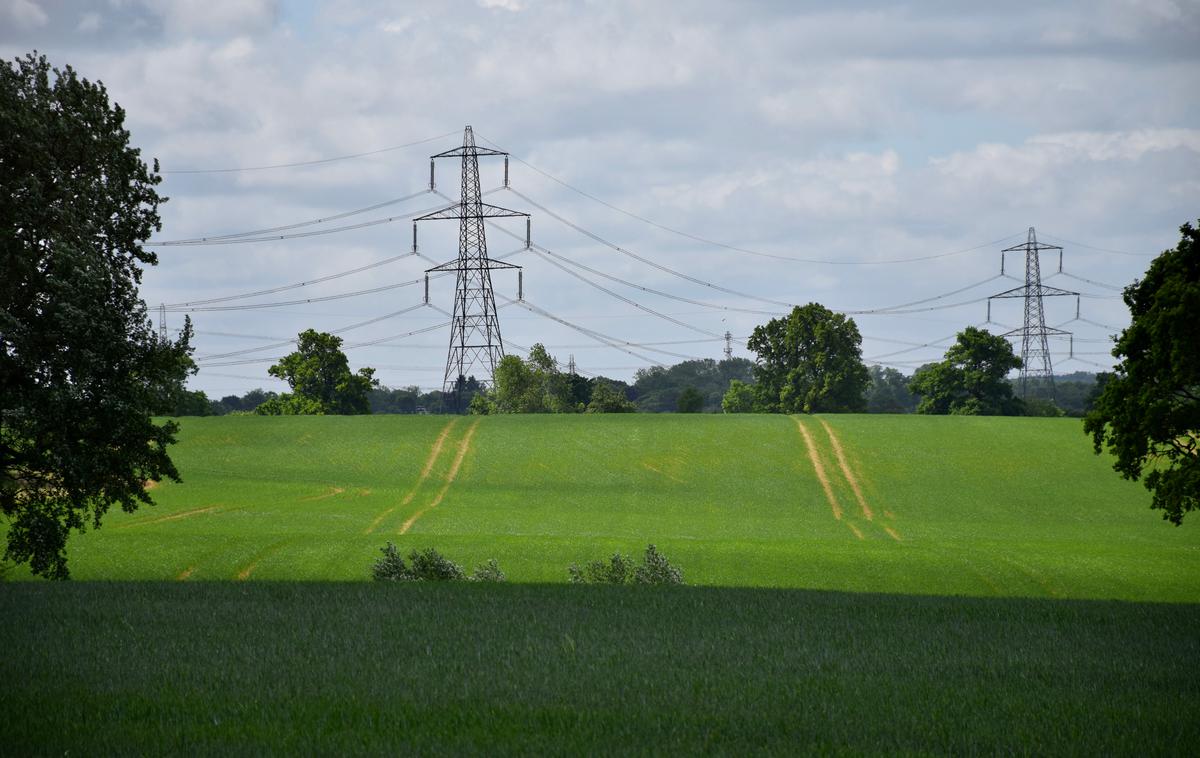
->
(909, 327, 1022, 415)
(475, 344, 582, 414)
(1, 52, 195, 578)
(1084, 220, 1199, 525)
(257, 330, 377, 415)
(747, 303, 869, 413)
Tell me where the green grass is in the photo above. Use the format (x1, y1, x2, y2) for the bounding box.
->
(6, 413, 1195, 600)
(2, 581, 1197, 754)
(6, 414, 1199, 753)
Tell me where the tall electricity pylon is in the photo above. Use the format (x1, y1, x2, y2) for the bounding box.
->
(986, 227, 1079, 399)
(158, 303, 168, 342)
(417, 126, 528, 395)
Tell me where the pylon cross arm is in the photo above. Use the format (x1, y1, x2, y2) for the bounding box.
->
(415, 203, 530, 221)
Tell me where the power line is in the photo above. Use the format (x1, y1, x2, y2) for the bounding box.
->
(153, 190, 432, 245)
(166, 253, 418, 307)
(481, 135, 1025, 266)
(167, 279, 422, 313)
(162, 131, 459, 174)
(1039, 232, 1155, 258)
(195, 303, 428, 360)
(147, 201, 452, 247)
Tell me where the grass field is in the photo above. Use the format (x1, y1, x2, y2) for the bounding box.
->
(3, 581, 1198, 754)
(5, 414, 1199, 753)
(12, 413, 1197, 601)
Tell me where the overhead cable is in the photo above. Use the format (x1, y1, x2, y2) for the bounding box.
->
(480, 135, 1024, 266)
(163, 130, 459, 174)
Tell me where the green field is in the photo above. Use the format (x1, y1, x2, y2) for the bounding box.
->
(5, 414, 1199, 753)
(16, 413, 1198, 600)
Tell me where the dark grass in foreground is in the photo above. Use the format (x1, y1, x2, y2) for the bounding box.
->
(2, 583, 1197, 755)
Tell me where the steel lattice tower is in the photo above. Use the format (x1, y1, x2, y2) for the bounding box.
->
(986, 227, 1079, 399)
(158, 303, 168, 342)
(417, 126, 527, 395)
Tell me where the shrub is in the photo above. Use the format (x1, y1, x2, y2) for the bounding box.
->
(634, 544, 684, 585)
(407, 547, 465, 581)
(373, 544, 490, 582)
(372, 542, 413, 581)
(470, 558, 506, 582)
(568, 544, 684, 585)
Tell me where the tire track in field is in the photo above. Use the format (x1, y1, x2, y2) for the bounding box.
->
(792, 417, 843, 521)
(364, 418, 460, 535)
(819, 419, 874, 521)
(118, 505, 220, 528)
(399, 418, 480, 535)
(235, 541, 288, 581)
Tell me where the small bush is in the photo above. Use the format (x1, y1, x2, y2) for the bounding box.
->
(471, 558, 506, 582)
(634, 544, 684, 585)
(407, 547, 465, 581)
(568, 544, 683, 585)
(372, 544, 493, 582)
(372, 542, 413, 581)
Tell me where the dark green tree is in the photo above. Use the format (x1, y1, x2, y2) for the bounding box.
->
(1, 52, 194, 578)
(477, 344, 581, 414)
(587, 380, 637, 413)
(1084, 220, 1200, 525)
(257, 330, 377, 415)
(909, 327, 1023, 415)
(677, 387, 704, 413)
(746, 303, 869, 413)
(721, 379, 756, 413)
(865, 365, 918, 413)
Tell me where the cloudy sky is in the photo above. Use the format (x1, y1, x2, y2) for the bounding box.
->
(5, 0, 1198, 397)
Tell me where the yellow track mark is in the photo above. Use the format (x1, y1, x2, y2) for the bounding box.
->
(236, 561, 259, 581)
(119, 505, 219, 528)
(846, 522, 864, 540)
(399, 419, 480, 535)
(883, 526, 903, 542)
(364, 418, 460, 535)
(884, 509, 896, 520)
(302, 486, 345, 502)
(177, 566, 195, 581)
(819, 419, 874, 521)
(792, 417, 842, 520)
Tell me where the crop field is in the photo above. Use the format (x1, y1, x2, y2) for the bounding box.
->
(5, 414, 1199, 753)
(13, 413, 1198, 600)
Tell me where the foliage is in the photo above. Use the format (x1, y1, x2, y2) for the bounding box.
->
(370, 381, 481, 416)
(258, 330, 377, 415)
(1084, 220, 1200, 525)
(909, 327, 1023, 416)
(633, 544, 684, 584)
(483, 344, 582, 414)
(1022, 398, 1065, 417)
(586, 380, 637, 413)
(0, 52, 194, 579)
(722, 379, 757, 413)
(747, 303, 870, 413)
(211, 388, 278, 416)
(371, 543, 482, 582)
(634, 358, 754, 413)
(470, 558, 506, 582)
(865, 365, 918, 413)
(371, 542, 411, 581)
(677, 387, 704, 413)
(568, 545, 684, 585)
(1018, 372, 1099, 417)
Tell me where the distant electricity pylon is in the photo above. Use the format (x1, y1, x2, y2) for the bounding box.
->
(986, 227, 1079, 399)
(723, 331, 733, 361)
(417, 126, 529, 394)
(158, 303, 168, 342)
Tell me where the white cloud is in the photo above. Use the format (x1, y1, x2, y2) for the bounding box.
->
(2, 0, 48, 29)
